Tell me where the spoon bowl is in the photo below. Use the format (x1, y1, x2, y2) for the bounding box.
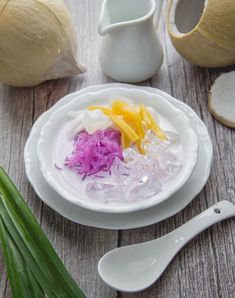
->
(98, 238, 171, 292)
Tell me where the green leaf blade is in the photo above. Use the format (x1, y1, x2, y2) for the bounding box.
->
(0, 167, 86, 298)
(0, 217, 45, 298)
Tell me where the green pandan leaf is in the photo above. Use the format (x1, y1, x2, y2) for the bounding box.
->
(0, 167, 86, 298)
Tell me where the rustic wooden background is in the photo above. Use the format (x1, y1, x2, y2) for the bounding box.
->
(0, 1, 234, 297)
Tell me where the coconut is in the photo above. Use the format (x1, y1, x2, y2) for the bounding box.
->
(0, 0, 85, 87)
(209, 72, 235, 128)
(167, 0, 235, 67)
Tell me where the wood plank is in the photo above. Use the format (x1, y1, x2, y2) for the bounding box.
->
(0, 85, 38, 297)
(119, 3, 235, 298)
(0, 0, 118, 297)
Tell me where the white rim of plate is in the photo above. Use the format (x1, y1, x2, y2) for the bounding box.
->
(37, 88, 198, 213)
(24, 84, 213, 230)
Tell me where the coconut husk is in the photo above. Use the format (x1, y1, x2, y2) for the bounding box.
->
(167, 0, 235, 67)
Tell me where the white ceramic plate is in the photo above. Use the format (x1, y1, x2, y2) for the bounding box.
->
(24, 84, 213, 229)
(37, 88, 198, 213)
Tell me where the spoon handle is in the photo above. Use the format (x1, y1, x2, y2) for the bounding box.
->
(168, 200, 235, 250)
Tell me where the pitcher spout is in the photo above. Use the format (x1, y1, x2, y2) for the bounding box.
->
(98, 0, 112, 36)
(98, 0, 162, 36)
(98, 19, 112, 36)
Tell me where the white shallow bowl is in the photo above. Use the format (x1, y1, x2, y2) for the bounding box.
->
(37, 88, 198, 213)
(24, 83, 213, 229)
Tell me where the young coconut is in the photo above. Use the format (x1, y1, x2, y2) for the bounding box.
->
(0, 0, 85, 87)
(209, 72, 235, 128)
(167, 0, 235, 67)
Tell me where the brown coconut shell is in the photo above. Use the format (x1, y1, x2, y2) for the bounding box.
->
(167, 0, 235, 67)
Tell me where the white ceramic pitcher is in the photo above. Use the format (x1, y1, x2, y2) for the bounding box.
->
(98, 0, 163, 83)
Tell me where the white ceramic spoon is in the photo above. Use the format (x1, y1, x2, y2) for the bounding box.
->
(98, 201, 235, 292)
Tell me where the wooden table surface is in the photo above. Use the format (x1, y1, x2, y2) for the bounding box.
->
(0, 1, 234, 297)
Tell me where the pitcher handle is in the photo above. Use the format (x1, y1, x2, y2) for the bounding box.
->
(154, 0, 163, 28)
